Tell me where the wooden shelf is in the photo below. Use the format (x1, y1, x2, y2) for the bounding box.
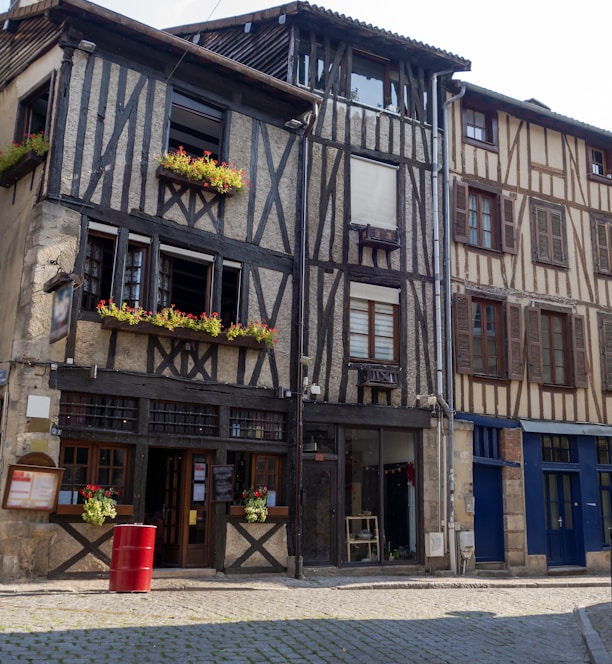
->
(345, 515, 379, 562)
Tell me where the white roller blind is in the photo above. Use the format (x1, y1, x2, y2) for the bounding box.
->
(350, 282, 399, 305)
(350, 156, 397, 230)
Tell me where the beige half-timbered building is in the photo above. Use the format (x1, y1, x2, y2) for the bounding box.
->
(0, 0, 319, 580)
(448, 82, 612, 574)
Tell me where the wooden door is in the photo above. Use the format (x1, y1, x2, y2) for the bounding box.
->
(303, 460, 337, 565)
(544, 472, 578, 566)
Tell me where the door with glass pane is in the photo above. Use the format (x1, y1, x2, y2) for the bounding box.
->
(544, 472, 578, 566)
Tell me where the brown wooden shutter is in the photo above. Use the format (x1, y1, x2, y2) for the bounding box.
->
(550, 210, 566, 265)
(501, 196, 517, 254)
(599, 315, 612, 391)
(594, 217, 611, 273)
(535, 208, 550, 261)
(454, 293, 473, 374)
(454, 182, 469, 243)
(506, 303, 522, 380)
(571, 315, 588, 388)
(525, 306, 543, 383)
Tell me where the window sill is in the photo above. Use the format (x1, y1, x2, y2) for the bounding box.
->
(463, 137, 499, 152)
(0, 151, 46, 188)
(100, 317, 266, 349)
(588, 173, 612, 185)
(156, 166, 237, 196)
(55, 504, 134, 517)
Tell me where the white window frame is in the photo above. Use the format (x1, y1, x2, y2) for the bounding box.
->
(350, 156, 398, 230)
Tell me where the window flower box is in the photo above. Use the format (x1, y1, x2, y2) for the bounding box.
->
(100, 317, 266, 349)
(156, 166, 237, 196)
(0, 150, 46, 188)
(227, 505, 288, 518)
(55, 503, 134, 517)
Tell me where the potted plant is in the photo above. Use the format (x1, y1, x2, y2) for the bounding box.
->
(242, 486, 268, 523)
(157, 146, 249, 195)
(79, 484, 120, 526)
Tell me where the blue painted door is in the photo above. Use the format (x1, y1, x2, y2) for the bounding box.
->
(544, 472, 578, 566)
(473, 463, 504, 562)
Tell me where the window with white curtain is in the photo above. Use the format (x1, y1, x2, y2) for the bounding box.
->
(350, 156, 398, 230)
(349, 282, 399, 362)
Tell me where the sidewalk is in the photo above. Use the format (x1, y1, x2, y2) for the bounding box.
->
(1, 571, 610, 663)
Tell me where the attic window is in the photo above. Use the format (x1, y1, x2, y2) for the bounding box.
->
(16, 78, 52, 142)
(168, 92, 222, 160)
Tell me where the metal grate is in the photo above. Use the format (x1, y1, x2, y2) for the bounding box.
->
(149, 400, 218, 436)
(59, 392, 137, 431)
(229, 408, 285, 441)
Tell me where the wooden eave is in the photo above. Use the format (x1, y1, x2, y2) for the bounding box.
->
(0, 0, 320, 119)
(457, 81, 612, 145)
(166, 1, 471, 73)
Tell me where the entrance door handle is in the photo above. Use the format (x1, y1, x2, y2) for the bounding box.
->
(557, 516, 563, 527)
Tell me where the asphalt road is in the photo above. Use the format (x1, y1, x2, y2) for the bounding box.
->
(0, 580, 608, 663)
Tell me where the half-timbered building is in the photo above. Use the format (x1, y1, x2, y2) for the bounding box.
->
(447, 82, 612, 574)
(168, 3, 471, 571)
(0, 0, 319, 579)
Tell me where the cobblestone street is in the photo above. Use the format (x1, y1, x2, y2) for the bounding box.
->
(0, 577, 609, 663)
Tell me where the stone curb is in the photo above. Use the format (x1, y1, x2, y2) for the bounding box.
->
(576, 606, 612, 664)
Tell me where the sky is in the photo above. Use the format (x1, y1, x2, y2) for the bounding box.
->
(3, 0, 611, 132)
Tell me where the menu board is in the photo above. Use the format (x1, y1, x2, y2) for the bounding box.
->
(212, 465, 234, 503)
(2, 465, 64, 511)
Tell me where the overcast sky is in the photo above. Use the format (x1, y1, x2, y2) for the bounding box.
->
(3, 0, 611, 132)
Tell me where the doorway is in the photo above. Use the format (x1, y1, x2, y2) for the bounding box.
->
(146, 448, 212, 568)
(543, 472, 579, 566)
(303, 460, 337, 565)
(473, 462, 505, 562)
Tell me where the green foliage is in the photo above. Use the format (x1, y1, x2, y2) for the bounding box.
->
(0, 132, 49, 175)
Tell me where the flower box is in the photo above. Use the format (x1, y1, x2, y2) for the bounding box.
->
(156, 166, 236, 196)
(100, 317, 265, 348)
(55, 504, 134, 517)
(0, 150, 45, 188)
(228, 505, 289, 518)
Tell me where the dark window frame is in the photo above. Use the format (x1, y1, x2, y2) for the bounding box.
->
(15, 76, 54, 144)
(462, 102, 498, 148)
(588, 144, 612, 183)
(168, 91, 223, 160)
(349, 294, 399, 364)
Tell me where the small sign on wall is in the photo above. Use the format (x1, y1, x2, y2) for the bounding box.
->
(50, 282, 72, 343)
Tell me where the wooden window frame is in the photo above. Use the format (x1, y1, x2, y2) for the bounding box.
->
(454, 293, 522, 380)
(592, 213, 612, 276)
(541, 434, 571, 463)
(252, 454, 281, 497)
(462, 103, 498, 148)
(16, 76, 54, 143)
(349, 287, 399, 364)
(454, 182, 516, 253)
(588, 144, 612, 182)
(350, 51, 398, 111)
(531, 200, 568, 267)
(58, 441, 132, 505)
(168, 91, 223, 160)
(525, 307, 587, 388)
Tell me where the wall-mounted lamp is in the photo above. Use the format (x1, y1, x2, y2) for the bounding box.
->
(78, 40, 96, 53)
(303, 378, 321, 400)
(285, 118, 304, 130)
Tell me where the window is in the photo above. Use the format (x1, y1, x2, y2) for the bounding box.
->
(229, 409, 285, 441)
(454, 294, 522, 379)
(16, 78, 52, 142)
(463, 104, 497, 146)
(169, 92, 222, 159)
(596, 438, 612, 546)
(454, 182, 516, 253)
(531, 200, 567, 267)
(473, 426, 500, 459)
(82, 222, 240, 323)
(588, 145, 612, 180)
(59, 392, 138, 431)
(349, 283, 399, 362)
(525, 307, 587, 387)
(59, 441, 130, 504)
(253, 454, 281, 495)
(592, 213, 612, 275)
(599, 313, 612, 391)
(351, 156, 398, 230)
(149, 401, 218, 436)
(296, 39, 328, 91)
(542, 435, 571, 462)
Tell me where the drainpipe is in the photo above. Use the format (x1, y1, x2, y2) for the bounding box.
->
(294, 102, 319, 580)
(443, 80, 466, 574)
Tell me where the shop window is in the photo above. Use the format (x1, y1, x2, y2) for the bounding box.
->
(349, 282, 399, 362)
(453, 294, 522, 380)
(59, 392, 137, 431)
(148, 400, 218, 436)
(454, 181, 516, 253)
(530, 200, 567, 267)
(351, 155, 398, 231)
(541, 435, 571, 463)
(599, 472, 612, 546)
(168, 91, 222, 159)
(463, 103, 497, 147)
(229, 408, 285, 441)
(58, 441, 131, 504)
(525, 308, 587, 387)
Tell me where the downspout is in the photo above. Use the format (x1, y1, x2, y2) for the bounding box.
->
(443, 81, 466, 573)
(294, 101, 319, 580)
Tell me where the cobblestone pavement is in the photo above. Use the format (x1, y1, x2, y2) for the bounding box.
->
(0, 576, 609, 663)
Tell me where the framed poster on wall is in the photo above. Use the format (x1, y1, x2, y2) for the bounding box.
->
(2, 465, 64, 511)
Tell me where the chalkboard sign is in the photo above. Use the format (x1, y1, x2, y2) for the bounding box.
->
(212, 465, 234, 503)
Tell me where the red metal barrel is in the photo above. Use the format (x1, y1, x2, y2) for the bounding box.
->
(109, 524, 156, 592)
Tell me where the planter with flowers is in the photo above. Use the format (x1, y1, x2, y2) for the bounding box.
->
(97, 299, 277, 348)
(0, 132, 50, 188)
(241, 486, 268, 523)
(157, 147, 249, 196)
(80, 484, 120, 526)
